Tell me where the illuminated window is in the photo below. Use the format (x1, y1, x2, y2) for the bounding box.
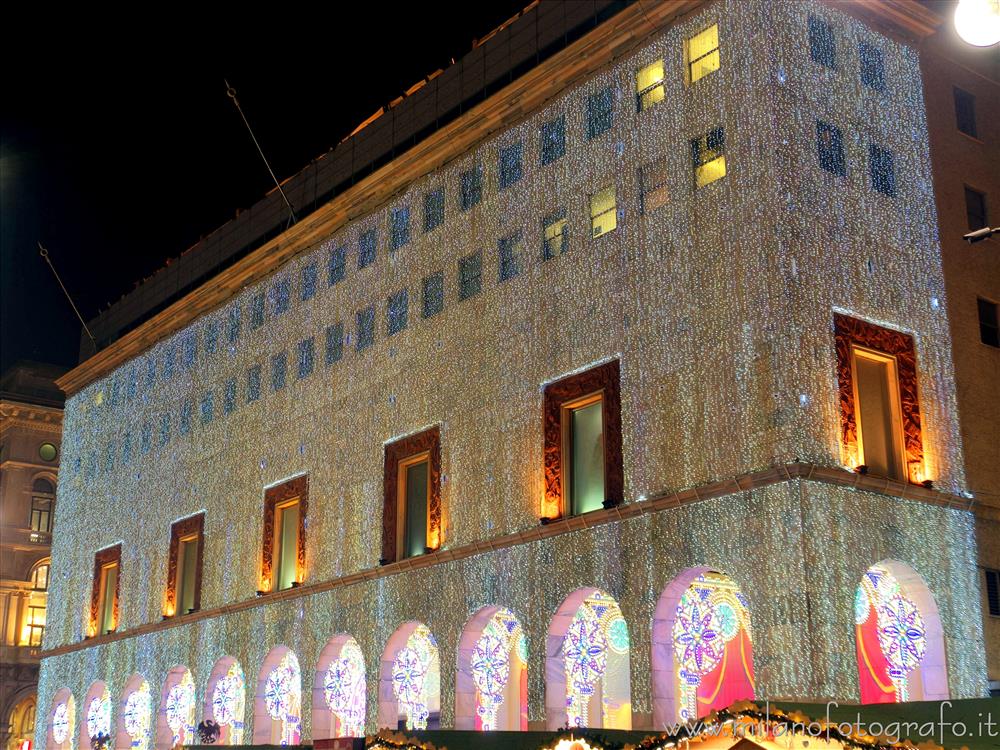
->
(390, 206, 410, 251)
(691, 127, 726, 188)
(639, 159, 669, 213)
(26, 605, 45, 646)
(590, 186, 617, 238)
(297, 338, 315, 379)
(356, 306, 376, 351)
(852, 347, 905, 480)
(460, 167, 483, 211)
(270, 352, 287, 391)
(986, 569, 1000, 616)
(325, 323, 344, 365)
(954, 87, 977, 138)
(979, 298, 999, 348)
(271, 276, 291, 316)
(686, 25, 719, 84)
(636, 60, 665, 111)
(422, 272, 444, 318)
(498, 233, 524, 282)
(808, 14, 836, 69)
(31, 561, 49, 590)
(543, 210, 568, 260)
(816, 120, 846, 177)
(250, 293, 265, 330)
(328, 245, 347, 285)
(858, 41, 885, 91)
(359, 228, 377, 269)
(387, 289, 409, 335)
(499, 142, 523, 190)
(300, 262, 318, 301)
(247, 364, 262, 403)
(868, 144, 896, 197)
(263, 477, 307, 592)
(540, 116, 565, 166)
(965, 186, 987, 231)
(91, 546, 121, 635)
(227, 305, 241, 344)
(168, 515, 203, 617)
(30, 478, 54, 534)
(586, 87, 613, 140)
(424, 189, 445, 233)
(458, 252, 482, 300)
(383, 427, 441, 562)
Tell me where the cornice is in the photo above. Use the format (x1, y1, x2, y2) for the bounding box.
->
(0, 400, 64, 431)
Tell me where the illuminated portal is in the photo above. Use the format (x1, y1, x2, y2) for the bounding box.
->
(159, 667, 195, 749)
(83, 682, 112, 748)
(546, 589, 631, 730)
(652, 568, 755, 727)
(379, 622, 441, 731)
(254, 647, 302, 745)
(119, 678, 152, 750)
(314, 636, 366, 739)
(854, 562, 948, 703)
(48, 692, 75, 750)
(457, 607, 528, 730)
(207, 658, 245, 745)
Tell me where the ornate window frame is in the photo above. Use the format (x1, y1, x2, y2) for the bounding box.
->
(89, 544, 121, 636)
(165, 513, 205, 616)
(260, 475, 308, 592)
(381, 426, 442, 563)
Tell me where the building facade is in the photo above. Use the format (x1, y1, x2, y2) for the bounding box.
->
(1, 364, 64, 750)
(37, 2, 991, 749)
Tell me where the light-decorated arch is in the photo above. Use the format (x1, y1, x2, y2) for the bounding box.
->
(456, 606, 528, 731)
(545, 588, 631, 730)
(854, 560, 948, 703)
(253, 646, 302, 745)
(204, 657, 246, 745)
(313, 635, 366, 739)
(46, 689, 75, 750)
(80, 681, 112, 750)
(115, 675, 152, 750)
(155, 666, 195, 750)
(652, 567, 755, 726)
(378, 622, 441, 731)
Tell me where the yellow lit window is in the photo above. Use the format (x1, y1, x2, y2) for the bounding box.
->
(97, 562, 118, 634)
(692, 127, 726, 188)
(687, 24, 720, 84)
(590, 187, 617, 237)
(852, 347, 905, 481)
(543, 211, 568, 259)
(273, 500, 300, 591)
(635, 60, 665, 111)
(640, 159, 669, 213)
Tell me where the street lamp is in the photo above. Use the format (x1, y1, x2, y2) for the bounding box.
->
(954, 0, 1000, 47)
(963, 226, 1000, 243)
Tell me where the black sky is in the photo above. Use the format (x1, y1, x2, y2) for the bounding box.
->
(1, 3, 527, 373)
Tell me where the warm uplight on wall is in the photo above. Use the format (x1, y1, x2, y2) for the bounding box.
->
(954, 0, 1000, 46)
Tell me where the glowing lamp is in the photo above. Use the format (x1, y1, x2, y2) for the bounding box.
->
(954, 0, 1000, 47)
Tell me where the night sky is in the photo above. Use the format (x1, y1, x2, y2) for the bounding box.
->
(1, 3, 526, 373)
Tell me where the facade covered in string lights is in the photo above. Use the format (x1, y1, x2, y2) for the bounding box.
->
(37, 1, 990, 748)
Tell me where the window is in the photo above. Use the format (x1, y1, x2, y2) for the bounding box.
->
(590, 186, 617, 237)
(458, 252, 482, 300)
(30, 478, 54, 535)
(540, 115, 566, 166)
(868, 144, 896, 197)
(460, 167, 483, 211)
(297, 338, 315, 379)
(986, 569, 1000, 616)
(692, 127, 726, 188)
(586, 87, 613, 139)
(852, 347, 904, 480)
(424, 189, 445, 233)
(90, 545, 121, 636)
(979, 298, 999, 347)
(159, 414, 171, 446)
(271, 352, 287, 391)
(162, 347, 176, 381)
(301, 262, 318, 301)
(182, 334, 197, 369)
(223, 378, 237, 416)
(271, 276, 291, 316)
(858, 41, 885, 91)
(262, 476, 308, 592)
(328, 245, 347, 285)
(227, 305, 241, 344)
(954, 87, 977, 138)
(167, 514, 204, 617)
(808, 14, 836, 69)
(356, 305, 376, 351)
(687, 24, 720, 84)
(422, 272, 444, 318)
(26, 606, 45, 647)
(359, 228, 377, 269)
(499, 142, 523, 190)
(390, 206, 410, 251)
(325, 323, 344, 365)
(636, 60, 665, 111)
(204, 322, 219, 356)
(247, 364, 262, 403)
(250, 293, 266, 330)
(382, 427, 441, 563)
(965, 186, 987, 231)
(640, 159, 669, 213)
(180, 401, 193, 435)
(31, 561, 49, 591)
(542, 360, 623, 519)
(200, 392, 214, 424)
(543, 210, 568, 260)
(816, 120, 846, 177)
(498, 233, 525, 282)
(387, 289, 409, 335)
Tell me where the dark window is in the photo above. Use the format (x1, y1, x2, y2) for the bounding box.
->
(180, 401, 193, 435)
(390, 206, 410, 250)
(954, 87, 977, 138)
(182, 333, 197, 369)
(858, 41, 885, 91)
(146, 355, 158, 387)
(808, 14, 836, 69)
(250, 293, 265, 330)
(542, 210, 568, 260)
(639, 160, 669, 213)
(816, 120, 846, 177)
(271, 276, 291, 316)
(271, 352, 287, 391)
(986, 569, 1000, 616)
(162, 347, 176, 381)
(422, 272, 444, 318)
(247, 364, 262, 403)
(121, 433, 132, 465)
(356, 306, 376, 351)
(297, 338, 315, 379)
(965, 187, 987, 231)
(868, 144, 896, 197)
(586, 87, 614, 139)
(223, 378, 237, 416)
(328, 245, 347, 285)
(498, 233, 524, 282)
(359, 228, 377, 268)
(30, 487, 53, 534)
(301, 262, 318, 301)
(460, 166, 483, 211)
(204, 322, 219, 355)
(227, 305, 241, 344)
(158, 414, 171, 447)
(499, 142, 524, 190)
(387, 290, 409, 336)
(103, 441, 115, 473)
(325, 323, 344, 365)
(458, 252, 482, 300)
(200, 392, 214, 424)
(140, 422, 152, 454)
(540, 115, 566, 166)
(423, 189, 445, 233)
(979, 298, 999, 348)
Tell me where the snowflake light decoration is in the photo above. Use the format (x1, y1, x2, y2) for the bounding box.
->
(391, 626, 438, 731)
(877, 594, 927, 678)
(324, 640, 365, 737)
(86, 692, 111, 740)
(122, 683, 151, 750)
(164, 672, 195, 746)
(52, 702, 72, 746)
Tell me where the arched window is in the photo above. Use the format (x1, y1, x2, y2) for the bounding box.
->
(81, 682, 112, 749)
(378, 623, 440, 730)
(854, 560, 948, 703)
(254, 647, 301, 745)
(546, 588, 631, 730)
(116, 676, 151, 750)
(156, 667, 195, 750)
(8, 695, 37, 750)
(31, 478, 55, 535)
(313, 635, 366, 739)
(47, 690, 75, 750)
(31, 560, 50, 591)
(456, 607, 527, 731)
(204, 657, 245, 745)
(652, 568, 755, 726)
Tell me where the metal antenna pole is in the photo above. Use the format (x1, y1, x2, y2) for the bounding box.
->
(225, 80, 298, 227)
(39, 242, 98, 349)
